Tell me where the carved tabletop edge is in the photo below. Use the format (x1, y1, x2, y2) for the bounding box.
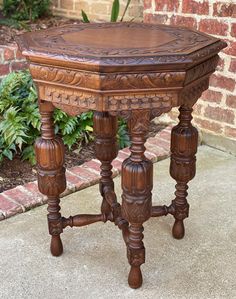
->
(16, 36, 227, 73)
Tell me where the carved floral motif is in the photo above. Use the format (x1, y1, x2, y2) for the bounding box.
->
(30, 64, 185, 90)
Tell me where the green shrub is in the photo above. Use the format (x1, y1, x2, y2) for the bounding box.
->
(0, 70, 130, 165)
(2, 0, 51, 21)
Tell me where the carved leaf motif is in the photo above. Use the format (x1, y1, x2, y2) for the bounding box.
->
(30, 64, 185, 91)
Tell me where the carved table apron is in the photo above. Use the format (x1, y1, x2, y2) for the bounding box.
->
(17, 22, 226, 289)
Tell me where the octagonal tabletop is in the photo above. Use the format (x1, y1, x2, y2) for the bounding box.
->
(17, 22, 226, 72)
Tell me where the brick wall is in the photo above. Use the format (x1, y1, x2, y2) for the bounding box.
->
(0, 45, 28, 80)
(52, 0, 143, 21)
(144, 0, 236, 148)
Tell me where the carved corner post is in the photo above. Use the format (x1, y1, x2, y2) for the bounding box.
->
(35, 101, 66, 256)
(170, 105, 198, 239)
(121, 110, 153, 289)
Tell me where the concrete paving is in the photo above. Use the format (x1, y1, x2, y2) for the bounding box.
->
(0, 145, 236, 299)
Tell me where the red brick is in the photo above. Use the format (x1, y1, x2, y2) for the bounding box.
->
(0, 64, 10, 76)
(145, 143, 169, 159)
(210, 74, 235, 92)
(223, 41, 236, 57)
(3, 187, 39, 209)
(204, 106, 235, 124)
(201, 89, 222, 104)
(144, 150, 157, 162)
(164, 124, 174, 132)
(199, 19, 228, 36)
(82, 159, 101, 173)
(24, 181, 39, 194)
(232, 23, 236, 38)
(229, 58, 236, 72)
(66, 170, 81, 185)
(65, 170, 89, 190)
(144, 13, 169, 24)
(170, 15, 197, 29)
(0, 194, 23, 217)
(193, 103, 203, 115)
(15, 48, 24, 60)
(213, 2, 236, 17)
(117, 150, 130, 161)
(144, 0, 152, 9)
(24, 181, 45, 202)
(155, 0, 179, 12)
(182, 0, 209, 15)
(194, 118, 223, 134)
(11, 61, 28, 71)
(216, 57, 225, 72)
(112, 159, 122, 172)
(146, 136, 170, 151)
(225, 126, 236, 139)
(120, 147, 131, 155)
(226, 95, 236, 109)
(69, 166, 100, 183)
(157, 130, 171, 141)
(3, 47, 15, 61)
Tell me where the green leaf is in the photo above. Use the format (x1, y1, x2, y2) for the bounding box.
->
(110, 0, 120, 22)
(117, 118, 130, 149)
(81, 10, 90, 23)
(85, 125, 93, 132)
(22, 145, 36, 165)
(2, 148, 13, 160)
(120, 0, 132, 21)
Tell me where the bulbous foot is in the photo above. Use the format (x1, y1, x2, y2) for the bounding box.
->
(172, 220, 185, 239)
(128, 266, 143, 289)
(50, 235, 63, 256)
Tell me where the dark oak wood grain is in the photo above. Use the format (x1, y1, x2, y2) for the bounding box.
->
(16, 22, 226, 289)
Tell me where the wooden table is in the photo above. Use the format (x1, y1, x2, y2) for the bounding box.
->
(17, 22, 226, 289)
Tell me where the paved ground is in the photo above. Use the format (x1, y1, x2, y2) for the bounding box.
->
(0, 145, 235, 299)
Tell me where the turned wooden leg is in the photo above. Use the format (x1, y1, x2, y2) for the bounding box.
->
(35, 102, 66, 256)
(122, 110, 152, 289)
(170, 106, 198, 239)
(93, 112, 118, 216)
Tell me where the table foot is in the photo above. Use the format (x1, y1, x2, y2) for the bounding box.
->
(170, 106, 198, 239)
(128, 266, 143, 289)
(51, 235, 63, 257)
(127, 224, 145, 289)
(172, 220, 185, 239)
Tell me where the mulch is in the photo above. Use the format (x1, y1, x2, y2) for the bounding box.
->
(0, 14, 80, 45)
(0, 122, 166, 192)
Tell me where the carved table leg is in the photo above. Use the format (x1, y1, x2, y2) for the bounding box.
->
(93, 112, 118, 216)
(35, 102, 66, 256)
(93, 112, 129, 241)
(170, 106, 198, 239)
(122, 110, 153, 289)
